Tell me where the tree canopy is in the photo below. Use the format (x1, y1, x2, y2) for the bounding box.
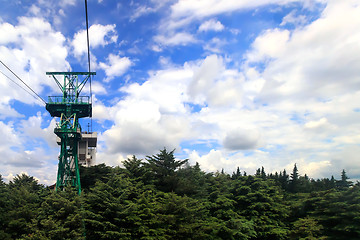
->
(0, 149, 359, 239)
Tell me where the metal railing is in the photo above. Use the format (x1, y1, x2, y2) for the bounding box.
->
(47, 96, 90, 104)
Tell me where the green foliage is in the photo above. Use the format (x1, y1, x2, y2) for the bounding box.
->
(290, 217, 325, 240)
(336, 169, 353, 190)
(232, 176, 289, 239)
(5, 174, 46, 239)
(80, 163, 112, 191)
(146, 148, 188, 192)
(82, 174, 135, 240)
(175, 162, 209, 198)
(28, 187, 84, 240)
(311, 186, 360, 239)
(0, 152, 358, 239)
(289, 164, 299, 193)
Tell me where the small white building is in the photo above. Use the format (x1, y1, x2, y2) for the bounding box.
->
(78, 132, 97, 167)
(56, 131, 97, 167)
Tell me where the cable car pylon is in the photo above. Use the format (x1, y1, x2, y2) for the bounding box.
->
(46, 72, 96, 194)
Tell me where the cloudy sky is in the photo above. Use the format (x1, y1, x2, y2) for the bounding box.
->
(0, 0, 359, 184)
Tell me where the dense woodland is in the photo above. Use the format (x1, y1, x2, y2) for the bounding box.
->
(1, 148, 359, 240)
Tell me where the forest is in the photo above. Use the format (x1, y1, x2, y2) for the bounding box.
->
(0, 148, 359, 240)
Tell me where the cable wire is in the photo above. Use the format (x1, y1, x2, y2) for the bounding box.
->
(0, 60, 46, 105)
(0, 70, 45, 105)
(85, 0, 93, 132)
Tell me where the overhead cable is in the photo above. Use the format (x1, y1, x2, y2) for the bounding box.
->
(85, 0, 93, 131)
(0, 60, 46, 105)
(0, 70, 45, 105)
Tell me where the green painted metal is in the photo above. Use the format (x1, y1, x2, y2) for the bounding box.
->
(46, 72, 95, 195)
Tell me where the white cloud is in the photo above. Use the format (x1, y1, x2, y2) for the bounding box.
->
(130, 0, 171, 22)
(3, 0, 360, 183)
(246, 28, 290, 62)
(189, 149, 226, 172)
(0, 17, 69, 108)
(130, 6, 157, 22)
(188, 55, 244, 107)
(251, 1, 360, 102)
(189, 149, 273, 174)
(0, 22, 19, 44)
(0, 121, 20, 147)
(98, 54, 258, 165)
(59, 0, 76, 7)
(198, 19, 224, 32)
(91, 81, 107, 95)
(203, 37, 228, 53)
(0, 101, 24, 119)
(101, 103, 191, 156)
(72, 24, 118, 57)
(223, 128, 262, 150)
(215, 0, 360, 179)
(20, 112, 58, 148)
(99, 54, 132, 81)
(154, 32, 197, 47)
(171, 0, 299, 19)
(280, 10, 308, 26)
(304, 117, 328, 129)
(98, 65, 194, 158)
(0, 118, 58, 184)
(0, 16, 71, 184)
(168, 0, 309, 31)
(332, 146, 360, 179)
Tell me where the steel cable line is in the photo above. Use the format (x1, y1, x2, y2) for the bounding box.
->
(0, 60, 46, 105)
(0, 70, 45, 105)
(85, 0, 93, 132)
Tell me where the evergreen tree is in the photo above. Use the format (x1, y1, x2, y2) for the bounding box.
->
(5, 174, 47, 239)
(261, 166, 266, 179)
(231, 167, 242, 180)
(2, 154, 360, 239)
(255, 168, 261, 176)
(278, 169, 289, 190)
(0, 175, 11, 239)
(289, 164, 299, 193)
(29, 187, 84, 239)
(290, 217, 325, 239)
(232, 176, 289, 239)
(330, 175, 336, 188)
(175, 162, 209, 198)
(80, 163, 112, 191)
(312, 186, 360, 239)
(83, 174, 136, 240)
(146, 148, 188, 192)
(336, 169, 352, 190)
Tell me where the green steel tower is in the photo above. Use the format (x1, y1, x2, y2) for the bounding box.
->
(46, 72, 95, 194)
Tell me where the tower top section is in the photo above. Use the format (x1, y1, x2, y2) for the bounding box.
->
(45, 72, 95, 118)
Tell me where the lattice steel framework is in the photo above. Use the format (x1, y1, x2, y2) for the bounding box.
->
(46, 72, 95, 194)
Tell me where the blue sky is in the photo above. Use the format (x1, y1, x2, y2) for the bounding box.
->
(1, 0, 360, 184)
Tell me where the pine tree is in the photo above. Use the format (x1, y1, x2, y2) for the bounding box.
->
(337, 169, 352, 190)
(261, 166, 266, 179)
(6, 174, 46, 239)
(122, 155, 152, 184)
(255, 168, 261, 176)
(289, 164, 299, 193)
(279, 169, 289, 190)
(0, 175, 11, 239)
(146, 148, 188, 192)
(231, 167, 242, 180)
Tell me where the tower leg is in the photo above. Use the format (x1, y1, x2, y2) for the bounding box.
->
(55, 134, 82, 195)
